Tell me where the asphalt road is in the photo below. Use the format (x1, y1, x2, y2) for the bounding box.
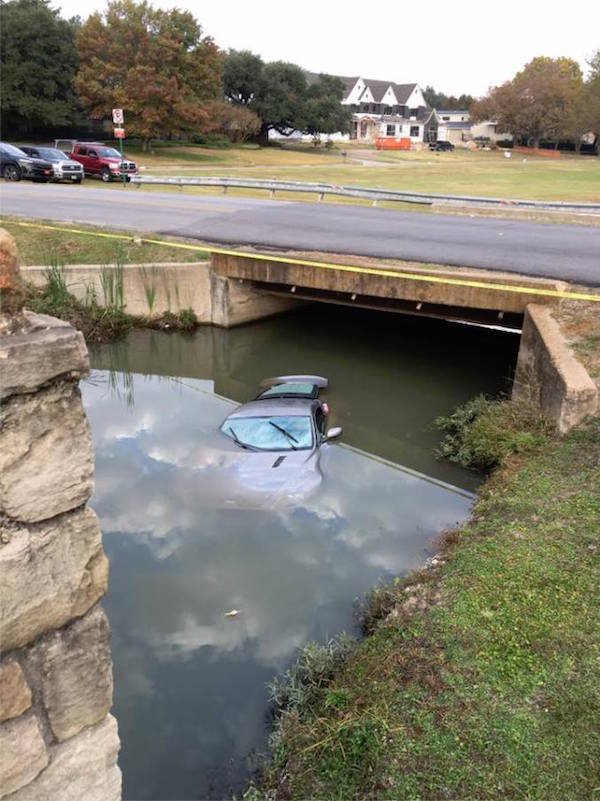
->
(2, 182, 599, 285)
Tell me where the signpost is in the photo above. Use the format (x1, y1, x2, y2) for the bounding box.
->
(112, 109, 126, 187)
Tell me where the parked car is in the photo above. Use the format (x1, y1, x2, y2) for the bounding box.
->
(68, 142, 138, 182)
(429, 140, 455, 152)
(20, 146, 84, 183)
(0, 142, 54, 182)
(218, 375, 342, 506)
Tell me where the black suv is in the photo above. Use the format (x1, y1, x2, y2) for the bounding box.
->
(429, 140, 455, 152)
(0, 142, 54, 182)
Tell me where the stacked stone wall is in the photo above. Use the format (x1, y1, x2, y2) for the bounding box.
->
(0, 229, 121, 801)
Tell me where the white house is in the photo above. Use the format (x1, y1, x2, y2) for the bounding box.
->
(436, 109, 512, 146)
(339, 77, 438, 145)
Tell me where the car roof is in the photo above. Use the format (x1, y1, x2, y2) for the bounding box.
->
(227, 398, 316, 419)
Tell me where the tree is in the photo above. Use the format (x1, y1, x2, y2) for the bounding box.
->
(0, 0, 80, 136)
(74, 0, 222, 149)
(471, 57, 583, 148)
(223, 49, 264, 105)
(251, 61, 307, 143)
(582, 50, 600, 154)
(207, 101, 261, 142)
(223, 51, 351, 143)
(423, 86, 474, 109)
(303, 74, 352, 137)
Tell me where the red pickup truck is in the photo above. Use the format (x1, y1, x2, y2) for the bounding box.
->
(68, 142, 138, 182)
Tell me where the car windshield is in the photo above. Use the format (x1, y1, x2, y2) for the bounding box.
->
(36, 148, 66, 161)
(1, 143, 27, 157)
(221, 415, 314, 451)
(97, 147, 121, 158)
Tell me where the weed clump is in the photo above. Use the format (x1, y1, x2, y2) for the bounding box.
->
(435, 393, 553, 471)
(268, 634, 357, 717)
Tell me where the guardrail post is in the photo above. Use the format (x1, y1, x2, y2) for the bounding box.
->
(223, 185, 228, 195)
(318, 192, 324, 202)
(270, 189, 276, 199)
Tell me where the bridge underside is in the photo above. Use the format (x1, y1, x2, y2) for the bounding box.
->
(211, 252, 566, 329)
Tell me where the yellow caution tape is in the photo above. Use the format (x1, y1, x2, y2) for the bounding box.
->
(8, 219, 600, 304)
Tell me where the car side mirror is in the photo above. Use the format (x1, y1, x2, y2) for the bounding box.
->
(326, 426, 342, 440)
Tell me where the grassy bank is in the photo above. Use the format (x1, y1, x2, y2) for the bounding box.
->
(256, 399, 600, 800)
(23, 264, 198, 343)
(0, 218, 209, 266)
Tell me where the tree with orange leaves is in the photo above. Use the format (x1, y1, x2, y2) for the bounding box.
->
(74, 0, 222, 150)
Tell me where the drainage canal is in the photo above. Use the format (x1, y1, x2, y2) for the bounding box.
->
(84, 306, 519, 800)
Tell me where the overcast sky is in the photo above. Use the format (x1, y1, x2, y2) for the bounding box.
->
(55, 0, 599, 97)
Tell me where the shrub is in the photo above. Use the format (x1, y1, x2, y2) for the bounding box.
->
(435, 393, 553, 471)
(189, 132, 233, 148)
(177, 307, 197, 330)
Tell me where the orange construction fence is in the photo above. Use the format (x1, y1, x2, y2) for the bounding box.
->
(375, 137, 411, 151)
(513, 146, 561, 158)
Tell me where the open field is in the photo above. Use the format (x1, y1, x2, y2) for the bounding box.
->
(114, 143, 600, 202)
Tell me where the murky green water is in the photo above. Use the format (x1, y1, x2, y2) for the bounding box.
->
(84, 306, 519, 800)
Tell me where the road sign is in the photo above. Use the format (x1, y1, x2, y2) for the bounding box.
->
(114, 128, 125, 139)
(112, 108, 124, 125)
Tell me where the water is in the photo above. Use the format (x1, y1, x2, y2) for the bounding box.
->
(84, 306, 519, 800)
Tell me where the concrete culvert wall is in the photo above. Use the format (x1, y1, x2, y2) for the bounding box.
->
(513, 304, 598, 434)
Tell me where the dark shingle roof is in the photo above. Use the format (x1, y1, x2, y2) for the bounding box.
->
(392, 83, 418, 104)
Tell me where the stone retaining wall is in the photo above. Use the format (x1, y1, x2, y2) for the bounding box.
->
(513, 303, 599, 433)
(0, 229, 121, 800)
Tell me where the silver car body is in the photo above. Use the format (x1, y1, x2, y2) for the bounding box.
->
(20, 147, 84, 182)
(214, 376, 340, 509)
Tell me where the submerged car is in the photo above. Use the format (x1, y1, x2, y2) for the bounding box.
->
(20, 146, 84, 183)
(217, 375, 342, 508)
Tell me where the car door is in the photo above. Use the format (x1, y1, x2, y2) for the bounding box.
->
(86, 148, 100, 175)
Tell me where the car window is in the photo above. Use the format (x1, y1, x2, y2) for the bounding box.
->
(89, 150, 97, 157)
(221, 416, 314, 451)
(259, 382, 317, 398)
(39, 148, 63, 160)
(78, 146, 88, 155)
(97, 147, 121, 158)
(0, 143, 27, 157)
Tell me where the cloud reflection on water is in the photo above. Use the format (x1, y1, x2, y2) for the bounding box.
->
(83, 370, 472, 799)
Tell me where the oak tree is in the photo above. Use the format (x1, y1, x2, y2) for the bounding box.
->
(74, 0, 222, 149)
(0, 0, 80, 136)
(471, 57, 583, 148)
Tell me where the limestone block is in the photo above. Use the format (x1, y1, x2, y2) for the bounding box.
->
(30, 606, 113, 741)
(0, 381, 94, 522)
(0, 660, 32, 722)
(6, 714, 121, 801)
(0, 714, 48, 797)
(0, 228, 20, 292)
(0, 312, 89, 400)
(0, 508, 108, 652)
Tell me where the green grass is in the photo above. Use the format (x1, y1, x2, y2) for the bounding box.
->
(86, 142, 600, 202)
(121, 145, 600, 203)
(259, 415, 600, 800)
(0, 218, 210, 266)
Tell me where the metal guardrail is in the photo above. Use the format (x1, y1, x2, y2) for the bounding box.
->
(130, 175, 600, 213)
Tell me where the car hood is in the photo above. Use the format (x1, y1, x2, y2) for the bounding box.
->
(192, 435, 324, 510)
(21, 156, 52, 167)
